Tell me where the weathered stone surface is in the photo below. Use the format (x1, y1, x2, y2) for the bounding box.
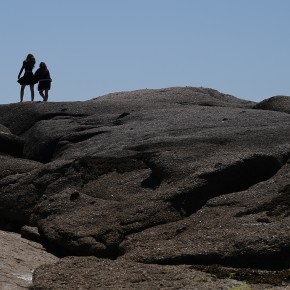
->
(120, 161, 290, 269)
(0, 230, 58, 289)
(1, 87, 290, 288)
(254, 95, 290, 114)
(31, 256, 283, 290)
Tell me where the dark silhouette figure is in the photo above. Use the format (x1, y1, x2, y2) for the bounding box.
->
(34, 62, 52, 102)
(17, 54, 37, 102)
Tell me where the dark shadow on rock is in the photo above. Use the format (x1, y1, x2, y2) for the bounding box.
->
(114, 112, 130, 126)
(64, 130, 109, 144)
(170, 154, 285, 217)
(117, 112, 130, 119)
(37, 229, 122, 260)
(141, 172, 162, 189)
(20, 225, 42, 243)
(236, 183, 290, 218)
(24, 139, 59, 163)
(153, 248, 290, 270)
(0, 133, 23, 157)
(193, 265, 290, 286)
(72, 155, 148, 183)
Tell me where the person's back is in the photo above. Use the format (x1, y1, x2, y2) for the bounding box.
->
(35, 67, 50, 81)
(35, 62, 52, 101)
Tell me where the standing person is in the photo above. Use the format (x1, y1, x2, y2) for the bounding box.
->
(34, 62, 52, 102)
(17, 54, 37, 102)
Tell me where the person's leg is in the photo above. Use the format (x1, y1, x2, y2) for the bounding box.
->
(39, 90, 45, 100)
(44, 89, 49, 101)
(20, 85, 25, 102)
(30, 85, 35, 101)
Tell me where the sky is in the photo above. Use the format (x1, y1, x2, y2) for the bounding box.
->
(1, 0, 290, 104)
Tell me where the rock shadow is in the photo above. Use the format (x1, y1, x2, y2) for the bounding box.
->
(170, 154, 285, 217)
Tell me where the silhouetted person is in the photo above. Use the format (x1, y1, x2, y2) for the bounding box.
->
(17, 54, 37, 102)
(34, 62, 52, 102)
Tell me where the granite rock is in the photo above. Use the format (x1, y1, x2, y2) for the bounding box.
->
(1, 88, 290, 288)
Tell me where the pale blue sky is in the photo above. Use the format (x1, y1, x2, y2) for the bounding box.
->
(1, 0, 290, 104)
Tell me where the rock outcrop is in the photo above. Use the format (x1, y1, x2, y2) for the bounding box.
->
(0, 230, 58, 289)
(1, 87, 290, 289)
(254, 95, 290, 114)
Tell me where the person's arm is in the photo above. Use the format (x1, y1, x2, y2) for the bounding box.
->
(34, 69, 39, 81)
(18, 63, 24, 79)
(47, 70, 52, 81)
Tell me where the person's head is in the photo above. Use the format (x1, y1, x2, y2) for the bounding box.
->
(26, 53, 36, 67)
(26, 53, 34, 60)
(39, 62, 48, 71)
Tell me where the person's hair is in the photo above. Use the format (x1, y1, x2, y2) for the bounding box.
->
(25, 53, 36, 67)
(39, 62, 48, 71)
(25, 53, 34, 61)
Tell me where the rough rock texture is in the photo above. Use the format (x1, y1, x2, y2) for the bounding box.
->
(254, 95, 290, 114)
(0, 230, 58, 289)
(1, 87, 290, 289)
(32, 256, 284, 290)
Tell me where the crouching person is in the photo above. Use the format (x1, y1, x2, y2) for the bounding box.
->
(35, 62, 52, 101)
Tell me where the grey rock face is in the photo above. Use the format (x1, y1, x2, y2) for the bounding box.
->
(254, 95, 290, 114)
(31, 256, 267, 290)
(0, 230, 58, 289)
(1, 88, 290, 288)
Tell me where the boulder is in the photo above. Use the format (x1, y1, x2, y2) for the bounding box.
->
(1, 87, 290, 288)
(254, 95, 290, 114)
(31, 256, 272, 290)
(0, 230, 58, 289)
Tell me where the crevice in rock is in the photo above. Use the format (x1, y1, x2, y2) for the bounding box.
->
(63, 130, 109, 144)
(117, 112, 130, 119)
(114, 112, 130, 125)
(192, 265, 290, 286)
(170, 154, 286, 217)
(0, 134, 24, 157)
(0, 219, 21, 232)
(36, 238, 72, 259)
(150, 249, 290, 271)
(139, 153, 166, 190)
(36, 232, 122, 260)
(23, 139, 59, 163)
(141, 172, 162, 189)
